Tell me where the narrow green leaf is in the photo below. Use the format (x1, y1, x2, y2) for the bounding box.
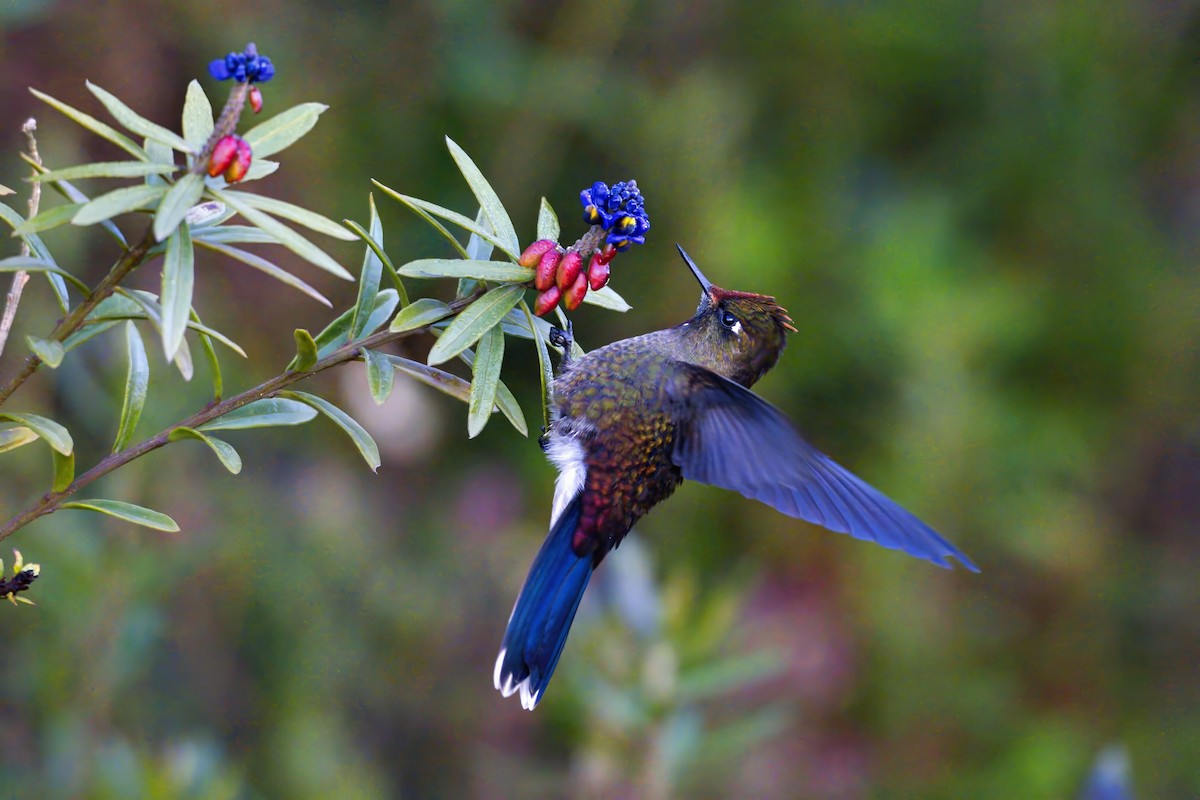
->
(0, 256, 88, 293)
(191, 309, 223, 401)
(454, 342, 528, 437)
(29, 87, 148, 160)
(153, 172, 204, 242)
(389, 298, 451, 333)
(362, 347, 394, 405)
(358, 288, 400, 339)
(465, 206, 495, 261)
(25, 336, 64, 368)
(398, 259, 534, 283)
(281, 391, 380, 472)
(342, 217, 408, 305)
(86, 81, 194, 153)
(0, 201, 71, 309)
(62, 320, 120, 352)
(198, 398, 317, 432)
(293, 328, 318, 371)
(143, 138, 175, 187)
(51, 449, 74, 492)
(467, 324, 504, 438)
(386, 355, 472, 404)
(581, 284, 632, 312)
(220, 190, 356, 241)
(32, 162, 177, 182)
(118, 289, 194, 380)
(25, 163, 128, 246)
(181, 80, 214, 150)
(351, 196, 383, 338)
(0, 426, 39, 454)
(161, 223, 194, 360)
(291, 289, 399, 370)
(93, 291, 245, 358)
(445, 137, 520, 257)
(537, 197, 560, 241)
(72, 184, 167, 227)
(371, 182, 516, 259)
(168, 426, 241, 474)
(191, 225, 277, 245)
(13, 203, 83, 235)
(0, 413, 72, 455)
(112, 322, 149, 452)
(241, 102, 328, 158)
(193, 239, 331, 306)
(62, 499, 179, 532)
(371, 181, 471, 259)
(211, 187, 353, 280)
(236, 159, 280, 183)
(427, 284, 524, 366)
(520, 299, 553, 433)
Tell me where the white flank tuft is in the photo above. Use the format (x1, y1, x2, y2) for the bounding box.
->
(545, 432, 586, 527)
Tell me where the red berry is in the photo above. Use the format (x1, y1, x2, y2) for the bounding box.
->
(587, 255, 610, 290)
(534, 248, 561, 291)
(556, 251, 583, 292)
(563, 271, 588, 311)
(207, 135, 239, 178)
(519, 239, 558, 268)
(534, 285, 561, 316)
(223, 137, 253, 183)
(249, 85, 264, 114)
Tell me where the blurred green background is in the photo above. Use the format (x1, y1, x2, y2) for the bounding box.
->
(1, 1, 1197, 797)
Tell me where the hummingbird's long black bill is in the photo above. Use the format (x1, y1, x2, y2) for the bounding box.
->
(676, 244, 713, 293)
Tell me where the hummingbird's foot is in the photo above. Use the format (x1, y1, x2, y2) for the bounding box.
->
(549, 321, 574, 368)
(538, 426, 551, 452)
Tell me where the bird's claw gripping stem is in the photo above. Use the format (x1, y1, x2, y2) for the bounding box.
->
(549, 321, 574, 369)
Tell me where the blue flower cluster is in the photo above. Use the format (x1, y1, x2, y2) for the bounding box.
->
(579, 180, 650, 250)
(209, 43, 276, 84)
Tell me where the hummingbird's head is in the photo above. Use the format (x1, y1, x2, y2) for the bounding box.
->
(674, 245, 796, 387)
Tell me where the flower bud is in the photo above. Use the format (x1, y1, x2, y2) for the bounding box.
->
(534, 285, 562, 316)
(519, 239, 558, 268)
(223, 137, 253, 183)
(207, 135, 239, 177)
(249, 85, 264, 113)
(534, 248, 561, 291)
(563, 272, 588, 311)
(597, 243, 617, 265)
(587, 255, 610, 290)
(556, 251, 583, 292)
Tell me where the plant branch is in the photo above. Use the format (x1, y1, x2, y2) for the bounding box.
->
(0, 119, 43, 360)
(0, 289, 483, 543)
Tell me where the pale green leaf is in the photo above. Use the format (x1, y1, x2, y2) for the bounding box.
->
(118, 289, 194, 380)
(91, 291, 245, 358)
(519, 299, 553, 433)
(467, 324, 504, 438)
(32, 162, 177, 182)
(72, 184, 167, 227)
(0, 426, 38, 454)
(86, 81, 194, 153)
(398, 259, 534, 283)
(0, 256, 88, 293)
(211, 187, 352, 280)
(293, 328, 318, 371)
(362, 347, 393, 405)
(25, 336, 64, 368)
(454, 342, 528, 437)
(29, 87, 148, 160)
(168, 426, 241, 474)
(52, 449, 74, 492)
(191, 308, 223, 401)
(113, 321, 149, 452)
(0, 412, 72, 455)
(389, 297, 451, 333)
(13, 203, 83, 235)
(0, 201, 71, 309)
(219, 190, 356, 241)
(281, 391, 380, 472)
(161, 223, 194, 360)
(291, 289, 399, 371)
(62, 499, 179, 532)
(193, 239, 331, 306)
(581, 284, 632, 312)
(27, 166, 128, 246)
(143, 139, 174, 187)
(241, 102, 328, 158)
(427, 284, 524, 366)
(386, 355, 472, 404)
(181, 80, 214, 150)
(191, 225, 277, 245)
(153, 172, 204, 241)
(371, 182, 470, 259)
(351, 195, 383, 338)
(342, 216, 408, 304)
(371, 182, 515, 259)
(62, 320, 120, 352)
(537, 197, 560, 241)
(198, 398, 317, 432)
(465, 206, 495, 261)
(445, 137, 520, 257)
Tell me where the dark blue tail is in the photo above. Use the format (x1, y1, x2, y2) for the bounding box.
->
(494, 496, 592, 710)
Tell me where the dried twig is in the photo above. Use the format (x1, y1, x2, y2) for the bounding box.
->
(0, 119, 42, 359)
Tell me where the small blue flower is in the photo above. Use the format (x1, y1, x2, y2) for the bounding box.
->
(579, 179, 650, 250)
(209, 42, 276, 84)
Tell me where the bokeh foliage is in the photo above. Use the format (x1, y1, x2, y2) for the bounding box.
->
(1, 1, 1197, 797)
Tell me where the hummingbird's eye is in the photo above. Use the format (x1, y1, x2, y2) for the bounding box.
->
(720, 311, 739, 330)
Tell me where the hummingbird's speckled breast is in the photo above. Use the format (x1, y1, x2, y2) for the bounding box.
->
(549, 330, 684, 562)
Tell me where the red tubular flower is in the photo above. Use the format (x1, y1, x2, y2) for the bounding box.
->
(556, 251, 583, 292)
(223, 137, 253, 183)
(563, 271, 588, 311)
(534, 248, 561, 291)
(587, 255, 610, 290)
(207, 135, 239, 177)
(519, 239, 558, 268)
(534, 285, 562, 316)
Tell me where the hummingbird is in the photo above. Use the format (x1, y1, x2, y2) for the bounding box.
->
(494, 245, 978, 710)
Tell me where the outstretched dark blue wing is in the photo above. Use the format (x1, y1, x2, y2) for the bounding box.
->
(665, 361, 978, 572)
